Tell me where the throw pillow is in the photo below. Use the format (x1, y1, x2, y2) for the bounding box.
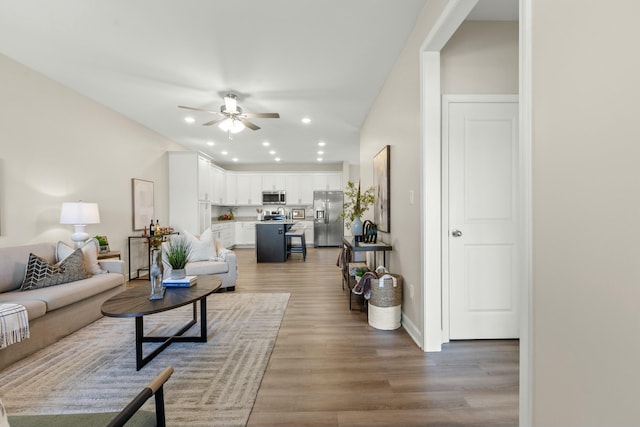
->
(57, 238, 105, 275)
(21, 249, 88, 291)
(184, 229, 215, 262)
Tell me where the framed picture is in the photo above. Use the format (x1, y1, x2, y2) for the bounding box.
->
(132, 178, 154, 231)
(373, 145, 390, 232)
(292, 208, 305, 219)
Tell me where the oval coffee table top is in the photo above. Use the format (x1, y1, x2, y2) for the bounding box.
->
(101, 275, 222, 318)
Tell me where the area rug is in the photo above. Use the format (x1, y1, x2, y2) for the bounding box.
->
(0, 292, 290, 427)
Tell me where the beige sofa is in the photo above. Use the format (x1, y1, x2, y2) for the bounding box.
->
(0, 242, 125, 371)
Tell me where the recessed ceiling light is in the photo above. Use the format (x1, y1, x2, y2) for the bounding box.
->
(221, 151, 228, 155)
(318, 141, 326, 146)
(275, 157, 281, 162)
(232, 158, 238, 162)
(207, 141, 215, 146)
(301, 117, 311, 124)
(262, 141, 270, 146)
(269, 150, 276, 155)
(317, 150, 324, 155)
(184, 116, 195, 124)
(317, 157, 323, 162)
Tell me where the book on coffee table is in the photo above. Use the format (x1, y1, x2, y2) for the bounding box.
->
(163, 275, 197, 287)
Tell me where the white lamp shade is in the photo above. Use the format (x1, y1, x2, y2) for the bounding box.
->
(60, 202, 101, 225)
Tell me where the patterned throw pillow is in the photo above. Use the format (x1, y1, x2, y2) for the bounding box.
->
(20, 249, 88, 291)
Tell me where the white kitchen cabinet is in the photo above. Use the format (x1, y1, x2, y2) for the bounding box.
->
(169, 151, 214, 234)
(236, 174, 262, 205)
(234, 221, 256, 246)
(198, 156, 212, 201)
(210, 165, 226, 205)
(286, 174, 314, 205)
(300, 220, 314, 246)
(211, 221, 235, 248)
(262, 174, 286, 192)
(224, 172, 237, 205)
(313, 173, 342, 191)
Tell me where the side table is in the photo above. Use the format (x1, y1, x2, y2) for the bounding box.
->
(97, 250, 121, 260)
(127, 234, 177, 281)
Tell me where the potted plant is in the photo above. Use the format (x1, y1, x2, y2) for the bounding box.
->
(165, 236, 192, 279)
(340, 180, 375, 237)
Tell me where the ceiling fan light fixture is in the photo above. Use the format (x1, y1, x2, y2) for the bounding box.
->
(224, 94, 238, 114)
(218, 117, 245, 134)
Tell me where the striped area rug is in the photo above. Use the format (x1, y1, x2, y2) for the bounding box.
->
(0, 292, 290, 427)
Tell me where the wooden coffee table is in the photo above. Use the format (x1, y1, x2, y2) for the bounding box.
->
(101, 275, 221, 370)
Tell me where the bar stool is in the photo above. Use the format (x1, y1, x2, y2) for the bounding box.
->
(286, 225, 307, 261)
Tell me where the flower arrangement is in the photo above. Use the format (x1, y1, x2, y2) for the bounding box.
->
(340, 180, 375, 228)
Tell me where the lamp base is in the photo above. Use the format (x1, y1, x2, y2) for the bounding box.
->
(70, 225, 90, 248)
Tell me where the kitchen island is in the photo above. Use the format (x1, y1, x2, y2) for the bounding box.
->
(255, 221, 296, 262)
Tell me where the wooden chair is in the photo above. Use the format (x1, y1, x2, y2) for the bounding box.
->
(7, 366, 174, 427)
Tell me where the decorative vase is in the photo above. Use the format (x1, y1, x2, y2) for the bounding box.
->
(351, 216, 363, 243)
(149, 249, 165, 300)
(171, 268, 186, 280)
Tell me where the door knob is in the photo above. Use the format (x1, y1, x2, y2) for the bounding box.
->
(451, 229, 463, 237)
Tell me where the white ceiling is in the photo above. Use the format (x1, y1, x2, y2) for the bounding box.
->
(0, 0, 517, 167)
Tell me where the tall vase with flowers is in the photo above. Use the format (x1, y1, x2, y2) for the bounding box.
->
(340, 180, 375, 242)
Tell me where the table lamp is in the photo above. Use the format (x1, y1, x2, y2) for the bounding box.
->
(60, 201, 101, 248)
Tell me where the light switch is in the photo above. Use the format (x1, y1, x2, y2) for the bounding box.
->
(409, 190, 415, 205)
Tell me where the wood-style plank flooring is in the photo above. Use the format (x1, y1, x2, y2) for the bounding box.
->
(231, 247, 519, 427)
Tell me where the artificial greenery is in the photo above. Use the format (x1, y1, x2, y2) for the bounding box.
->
(339, 180, 375, 228)
(94, 235, 108, 246)
(165, 236, 192, 269)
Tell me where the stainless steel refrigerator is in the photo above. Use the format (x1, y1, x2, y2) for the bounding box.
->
(313, 191, 344, 247)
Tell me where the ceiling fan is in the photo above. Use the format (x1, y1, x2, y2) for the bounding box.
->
(178, 93, 280, 136)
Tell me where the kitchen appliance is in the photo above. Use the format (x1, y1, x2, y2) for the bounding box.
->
(262, 190, 286, 205)
(313, 191, 344, 247)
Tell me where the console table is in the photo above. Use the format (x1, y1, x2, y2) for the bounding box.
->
(127, 234, 177, 280)
(341, 237, 392, 310)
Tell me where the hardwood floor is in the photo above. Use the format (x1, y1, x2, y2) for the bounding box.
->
(231, 247, 519, 427)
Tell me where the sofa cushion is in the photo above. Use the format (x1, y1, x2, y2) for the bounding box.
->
(0, 296, 47, 321)
(7, 273, 123, 312)
(185, 261, 229, 276)
(20, 250, 88, 291)
(57, 239, 105, 275)
(0, 243, 56, 293)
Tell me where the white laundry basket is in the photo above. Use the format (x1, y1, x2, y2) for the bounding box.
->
(368, 274, 402, 330)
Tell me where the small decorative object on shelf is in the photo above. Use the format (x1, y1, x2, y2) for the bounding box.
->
(149, 249, 165, 300)
(95, 235, 110, 253)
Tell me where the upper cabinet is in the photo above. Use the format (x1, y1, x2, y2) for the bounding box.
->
(210, 165, 225, 205)
(198, 156, 212, 201)
(224, 172, 237, 205)
(314, 173, 342, 191)
(262, 174, 286, 192)
(286, 174, 314, 205)
(236, 174, 262, 205)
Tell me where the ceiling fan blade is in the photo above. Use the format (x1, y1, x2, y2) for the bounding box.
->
(238, 117, 260, 131)
(202, 117, 226, 126)
(243, 112, 280, 119)
(178, 105, 221, 115)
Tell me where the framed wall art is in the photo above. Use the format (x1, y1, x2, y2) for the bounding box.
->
(373, 145, 390, 232)
(132, 178, 154, 231)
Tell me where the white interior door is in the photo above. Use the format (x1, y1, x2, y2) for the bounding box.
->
(447, 97, 519, 339)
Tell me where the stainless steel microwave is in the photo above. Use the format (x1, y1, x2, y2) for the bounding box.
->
(262, 191, 286, 205)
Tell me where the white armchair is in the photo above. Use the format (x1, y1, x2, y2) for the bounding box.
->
(161, 233, 238, 291)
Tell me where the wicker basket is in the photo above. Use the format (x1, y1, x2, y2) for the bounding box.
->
(369, 274, 402, 307)
(368, 274, 402, 330)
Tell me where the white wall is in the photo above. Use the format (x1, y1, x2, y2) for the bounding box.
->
(360, 0, 449, 338)
(361, 8, 519, 346)
(441, 20, 518, 94)
(531, 1, 640, 425)
(0, 53, 186, 264)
